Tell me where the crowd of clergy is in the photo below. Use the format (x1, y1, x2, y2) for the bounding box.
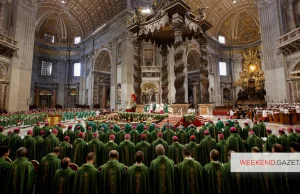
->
(0, 117, 300, 194)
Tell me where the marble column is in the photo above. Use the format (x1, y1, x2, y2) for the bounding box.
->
(193, 82, 197, 108)
(132, 38, 142, 104)
(160, 44, 169, 103)
(288, 0, 297, 30)
(102, 85, 106, 109)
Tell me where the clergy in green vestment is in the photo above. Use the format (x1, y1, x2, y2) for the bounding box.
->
(187, 126, 198, 142)
(45, 129, 60, 155)
(258, 119, 267, 138)
(5, 147, 35, 194)
(216, 118, 225, 132)
(102, 134, 118, 163)
(252, 120, 260, 136)
(129, 125, 140, 145)
(59, 136, 72, 159)
(51, 157, 75, 194)
(186, 135, 199, 162)
(208, 121, 218, 142)
(203, 149, 231, 194)
(148, 122, 156, 133)
(64, 125, 75, 144)
(99, 150, 127, 194)
(176, 128, 188, 145)
(105, 126, 117, 143)
(126, 151, 150, 194)
(99, 120, 109, 133)
(72, 132, 88, 167)
(176, 147, 204, 194)
(98, 127, 106, 142)
(167, 136, 184, 165)
(43, 122, 51, 138)
(246, 130, 263, 152)
(222, 122, 230, 140)
(0, 126, 8, 146)
(116, 127, 126, 144)
(226, 127, 245, 152)
(136, 134, 152, 167)
(234, 120, 243, 137)
(199, 130, 217, 166)
(216, 134, 229, 164)
(287, 127, 298, 146)
(87, 132, 104, 167)
(124, 121, 133, 134)
(84, 126, 93, 142)
(8, 128, 22, 160)
(87, 120, 97, 132)
(22, 130, 35, 161)
(150, 144, 174, 194)
(241, 122, 250, 141)
(264, 129, 277, 152)
(0, 146, 11, 194)
(150, 125, 160, 142)
(278, 129, 289, 152)
(198, 123, 207, 142)
(72, 152, 100, 194)
(162, 119, 171, 132)
(113, 124, 121, 133)
(74, 125, 81, 140)
(55, 122, 64, 141)
(33, 122, 41, 137)
(118, 134, 136, 167)
(36, 147, 61, 194)
(163, 125, 175, 145)
(141, 126, 151, 142)
(223, 151, 247, 194)
(74, 120, 85, 132)
(296, 128, 300, 143)
(151, 132, 169, 160)
(137, 120, 145, 134)
(287, 143, 300, 194)
(35, 130, 46, 161)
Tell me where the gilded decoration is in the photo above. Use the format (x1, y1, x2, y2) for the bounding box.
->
(39, 89, 53, 96)
(94, 50, 111, 72)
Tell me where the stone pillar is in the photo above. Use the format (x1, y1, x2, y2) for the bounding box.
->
(197, 35, 209, 103)
(7, 0, 38, 111)
(160, 44, 169, 103)
(102, 85, 106, 109)
(288, 0, 297, 30)
(193, 82, 197, 108)
(132, 38, 142, 104)
(52, 88, 56, 108)
(35, 86, 39, 107)
(171, 13, 185, 103)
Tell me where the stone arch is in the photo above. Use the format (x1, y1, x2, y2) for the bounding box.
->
(0, 63, 8, 80)
(288, 58, 300, 79)
(93, 49, 112, 72)
(187, 49, 201, 72)
(68, 88, 78, 96)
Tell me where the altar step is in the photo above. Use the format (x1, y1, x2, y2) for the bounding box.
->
(157, 116, 182, 129)
(196, 115, 208, 124)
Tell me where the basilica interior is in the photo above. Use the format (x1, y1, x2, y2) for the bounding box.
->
(0, 0, 299, 112)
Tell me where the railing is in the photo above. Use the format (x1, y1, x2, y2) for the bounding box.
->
(0, 33, 18, 47)
(141, 66, 161, 72)
(278, 27, 300, 48)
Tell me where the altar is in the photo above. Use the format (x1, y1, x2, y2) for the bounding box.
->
(45, 114, 62, 126)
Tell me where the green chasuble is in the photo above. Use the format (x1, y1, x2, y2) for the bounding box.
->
(84, 130, 93, 142)
(234, 124, 242, 137)
(136, 140, 152, 167)
(129, 129, 140, 145)
(35, 135, 45, 161)
(264, 134, 277, 152)
(222, 126, 230, 140)
(74, 129, 81, 141)
(118, 140, 136, 167)
(223, 161, 247, 194)
(176, 158, 204, 194)
(102, 141, 118, 164)
(64, 129, 75, 144)
(55, 127, 64, 142)
(188, 128, 198, 142)
(99, 123, 109, 133)
(98, 130, 106, 143)
(216, 140, 229, 164)
(87, 121, 97, 132)
(45, 134, 60, 155)
(104, 129, 117, 143)
(0, 132, 8, 146)
(198, 126, 207, 142)
(100, 160, 127, 194)
(0, 157, 11, 194)
(148, 123, 156, 133)
(72, 163, 99, 194)
(199, 136, 217, 166)
(246, 134, 263, 152)
(227, 120, 234, 127)
(113, 124, 121, 133)
(116, 130, 126, 144)
(203, 161, 231, 194)
(150, 155, 175, 194)
(43, 126, 51, 138)
(124, 123, 133, 134)
(167, 142, 184, 165)
(137, 122, 145, 134)
(74, 123, 85, 132)
(72, 138, 88, 167)
(186, 142, 199, 162)
(278, 134, 289, 152)
(87, 139, 104, 167)
(36, 154, 61, 194)
(176, 130, 188, 145)
(5, 157, 35, 194)
(8, 133, 21, 160)
(241, 126, 250, 140)
(216, 121, 225, 132)
(22, 135, 36, 161)
(287, 132, 298, 145)
(258, 122, 267, 138)
(33, 125, 41, 137)
(208, 124, 219, 141)
(140, 130, 151, 142)
(227, 133, 245, 152)
(59, 141, 72, 159)
(126, 164, 150, 194)
(151, 139, 169, 160)
(163, 129, 176, 145)
(252, 123, 260, 136)
(162, 122, 171, 132)
(150, 129, 160, 143)
(51, 167, 76, 194)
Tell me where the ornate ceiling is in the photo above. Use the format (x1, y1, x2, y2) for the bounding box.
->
(36, 0, 127, 40)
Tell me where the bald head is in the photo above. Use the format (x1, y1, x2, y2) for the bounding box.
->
(155, 144, 165, 156)
(109, 150, 119, 160)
